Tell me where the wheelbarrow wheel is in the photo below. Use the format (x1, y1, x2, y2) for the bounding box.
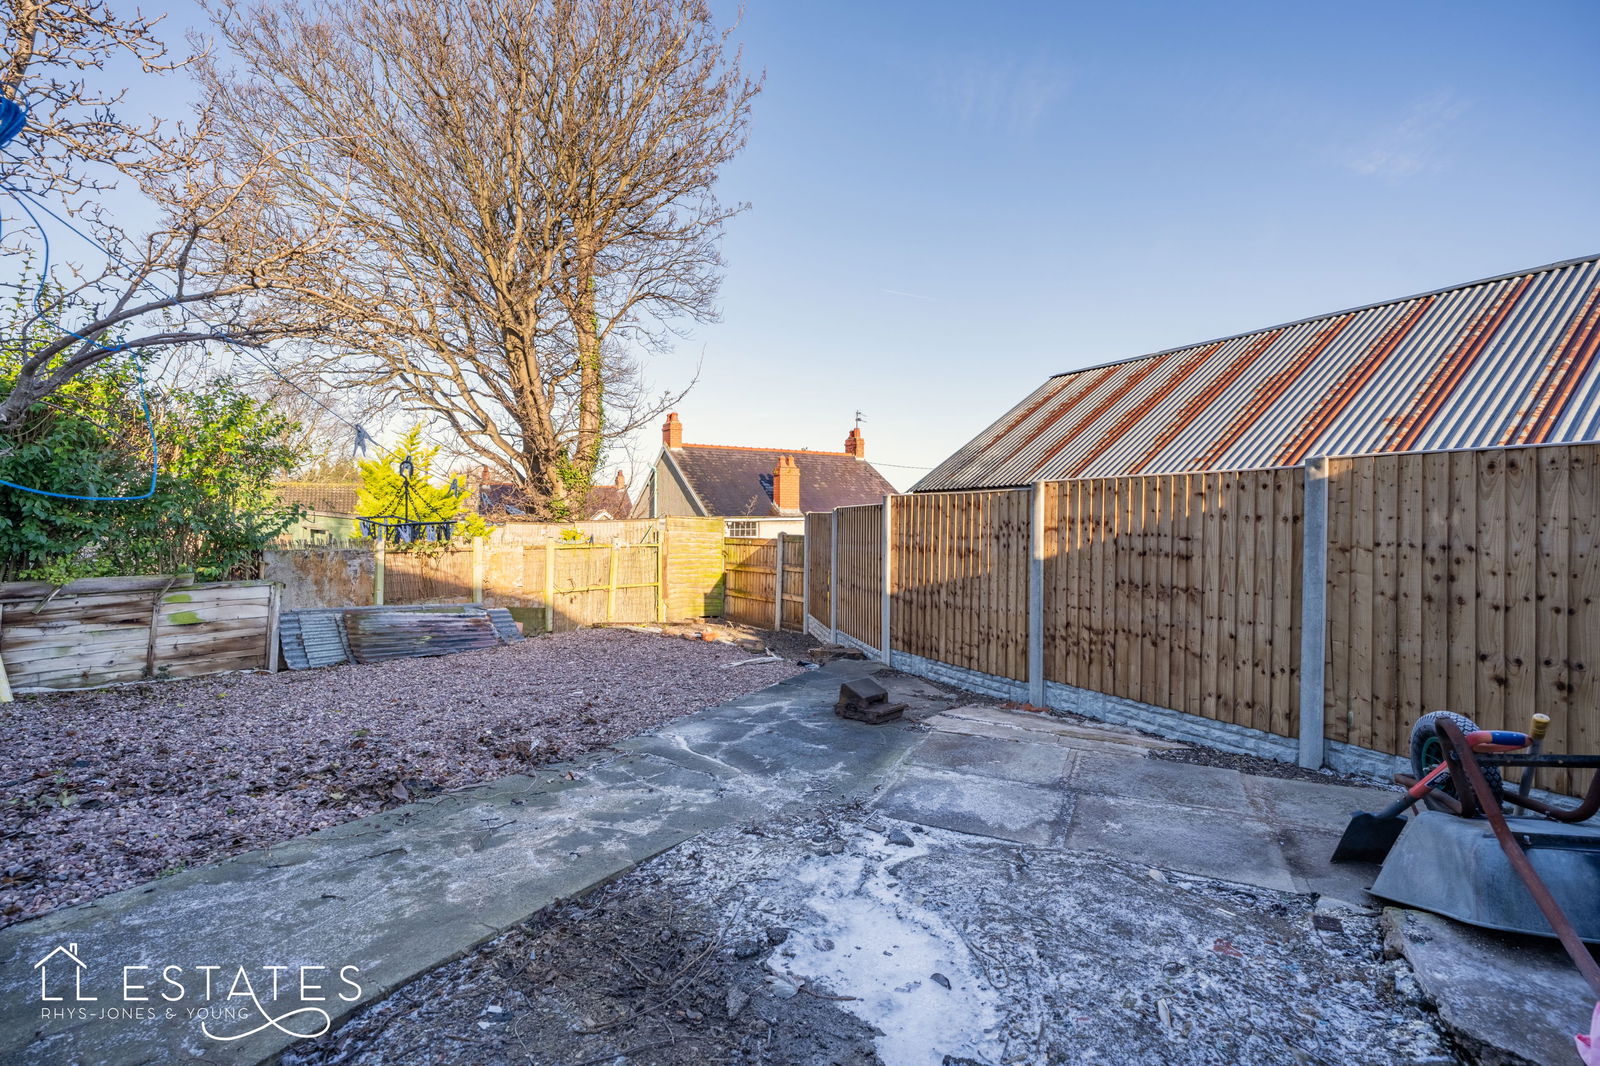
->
(1409, 711, 1502, 812)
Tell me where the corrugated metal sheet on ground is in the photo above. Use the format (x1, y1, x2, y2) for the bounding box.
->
(278, 605, 521, 670)
(916, 254, 1600, 490)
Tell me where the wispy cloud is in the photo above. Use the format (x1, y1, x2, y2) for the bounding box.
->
(935, 55, 1071, 135)
(880, 287, 934, 302)
(1344, 89, 1469, 178)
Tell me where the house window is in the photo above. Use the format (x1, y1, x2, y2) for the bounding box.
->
(727, 520, 757, 537)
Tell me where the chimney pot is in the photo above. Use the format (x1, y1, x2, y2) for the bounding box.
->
(614, 470, 626, 489)
(844, 427, 866, 458)
(662, 412, 683, 448)
(772, 455, 801, 512)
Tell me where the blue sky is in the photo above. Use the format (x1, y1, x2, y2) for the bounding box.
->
(109, 1, 1600, 487)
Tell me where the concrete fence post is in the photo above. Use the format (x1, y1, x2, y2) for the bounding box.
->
(829, 510, 839, 644)
(1028, 481, 1047, 707)
(1298, 456, 1331, 769)
(880, 495, 893, 664)
(774, 532, 786, 631)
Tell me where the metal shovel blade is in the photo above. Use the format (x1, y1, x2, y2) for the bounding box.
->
(1331, 810, 1409, 864)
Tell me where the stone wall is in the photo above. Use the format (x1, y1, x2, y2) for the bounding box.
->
(262, 549, 374, 610)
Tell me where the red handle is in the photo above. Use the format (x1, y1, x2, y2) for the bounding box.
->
(1407, 760, 1451, 798)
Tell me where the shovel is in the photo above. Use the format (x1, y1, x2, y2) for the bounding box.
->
(1332, 727, 1533, 863)
(1330, 761, 1451, 863)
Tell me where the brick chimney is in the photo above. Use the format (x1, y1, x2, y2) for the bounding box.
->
(844, 427, 866, 458)
(662, 412, 683, 448)
(772, 455, 800, 512)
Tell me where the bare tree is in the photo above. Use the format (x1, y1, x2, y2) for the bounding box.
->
(197, 0, 757, 515)
(2, 0, 186, 211)
(0, 2, 341, 437)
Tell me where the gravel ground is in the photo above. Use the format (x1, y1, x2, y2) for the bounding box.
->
(291, 807, 1455, 1066)
(1149, 745, 1402, 789)
(0, 629, 803, 929)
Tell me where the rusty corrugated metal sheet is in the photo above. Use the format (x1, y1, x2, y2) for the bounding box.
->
(915, 255, 1600, 490)
(279, 605, 521, 669)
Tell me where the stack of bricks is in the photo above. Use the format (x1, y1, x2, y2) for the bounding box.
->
(834, 677, 906, 725)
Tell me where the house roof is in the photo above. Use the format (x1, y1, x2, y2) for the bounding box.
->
(478, 481, 631, 519)
(583, 484, 631, 519)
(916, 254, 1600, 491)
(663, 445, 895, 516)
(273, 482, 360, 516)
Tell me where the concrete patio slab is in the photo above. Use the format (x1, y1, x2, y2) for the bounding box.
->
(873, 766, 1075, 846)
(1071, 750, 1252, 812)
(1385, 906, 1596, 1066)
(1064, 793, 1298, 892)
(1242, 772, 1396, 831)
(904, 730, 1073, 786)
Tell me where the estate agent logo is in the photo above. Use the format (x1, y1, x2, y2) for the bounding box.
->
(35, 943, 95, 1002)
(32, 942, 364, 1043)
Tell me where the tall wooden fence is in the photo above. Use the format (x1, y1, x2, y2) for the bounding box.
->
(722, 535, 806, 631)
(836, 504, 884, 647)
(805, 513, 832, 639)
(1323, 446, 1596, 794)
(808, 441, 1600, 794)
(1043, 470, 1303, 740)
(893, 490, 1030, 681)
(0, 575, 279, 695)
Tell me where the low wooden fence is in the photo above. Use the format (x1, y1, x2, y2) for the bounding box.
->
(723, 535, 805, 631)
(808, 440, 1600, 795)
(376, 540, 662, 632)
(0, 575, 278, 695)
(264, 517, 728, 629)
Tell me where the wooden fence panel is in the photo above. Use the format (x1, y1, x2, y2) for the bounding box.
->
(723, 538, 778, 628)
(1041, 469, 1301, 733)
(383, 550, 475, 604)
(381, 542, 661, 631)
(0, 576, 275, 692)
(1326, 443, 1600, 795)
(721, 536, 808, 631)
(836, 504, 883, 648)
(805, 513, 832, 630)
(782, 536, 806, 632)
(889, 490, 1030, 680)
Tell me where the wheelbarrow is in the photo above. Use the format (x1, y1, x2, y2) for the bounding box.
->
(1333, 711, 1600, 1060)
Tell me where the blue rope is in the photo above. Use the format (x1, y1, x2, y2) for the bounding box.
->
(9, 183, 370, 445)
(0, 93, 369, 499)
(0, 97, 159, 500)
(0, 98, 24, 152)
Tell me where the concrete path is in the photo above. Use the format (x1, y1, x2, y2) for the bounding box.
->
(6, 658, 1570, 1066)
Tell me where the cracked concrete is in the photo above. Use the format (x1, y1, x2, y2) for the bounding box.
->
(0, 661, 929, 1066)
(2, 660, 1588, 1066)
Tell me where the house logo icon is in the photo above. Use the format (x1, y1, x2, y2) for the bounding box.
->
(34, 943, 95, 1002)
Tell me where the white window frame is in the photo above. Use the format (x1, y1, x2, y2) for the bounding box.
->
(726, 519, 758, 537)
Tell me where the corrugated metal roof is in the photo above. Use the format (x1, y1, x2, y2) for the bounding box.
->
(915, 254, 1600, 491)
